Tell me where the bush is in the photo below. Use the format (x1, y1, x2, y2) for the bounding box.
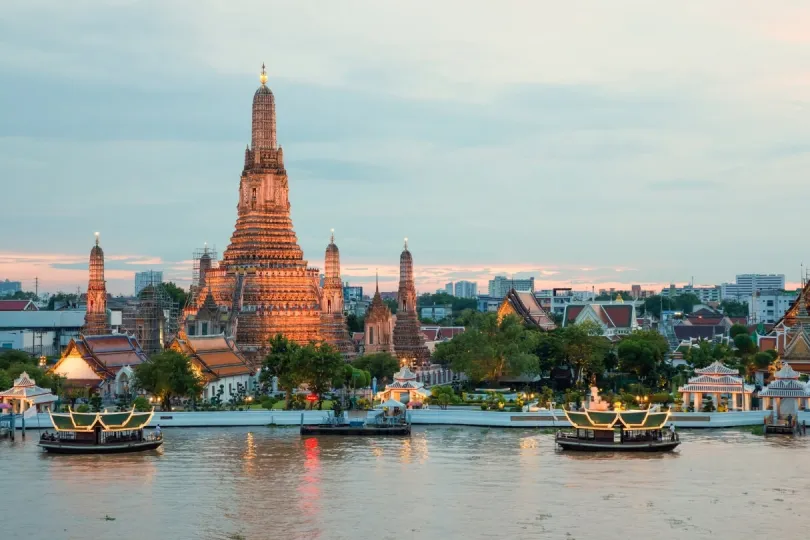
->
(76, 404, 90, 413)
(133, 396, 151, 412)
(261, 396, 278, 410)
(651, 392, 672, 405)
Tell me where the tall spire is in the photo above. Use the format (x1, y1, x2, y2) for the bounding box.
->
(84, 232, 110, 335)
(375, 269, 379, 294)
(251, 61, 277, 151)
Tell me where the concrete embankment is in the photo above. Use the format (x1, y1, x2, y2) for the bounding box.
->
(15, 408, 803, 429)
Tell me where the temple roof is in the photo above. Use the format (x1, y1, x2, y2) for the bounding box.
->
(171, 334, 254, 378)
(759, 363, 810, 397)
(695, 361, 739, 376)
(49, 408, 154, 432)
(51, 335, 148, 381)
(563, 303, 635, 331)
(499, 289, 556, 331)
(0, 371, 57, 402)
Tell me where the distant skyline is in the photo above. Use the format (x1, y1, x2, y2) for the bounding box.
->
(2, 2, 809, 296)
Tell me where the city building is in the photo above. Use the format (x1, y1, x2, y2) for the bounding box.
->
(169, 334, 255, 402)
(343, 284, 363, 305)
(320, 231, 354, 359)
(749, 289, 798, 324)
(0, 280, 22, 297)
(534, 288, 574, 315)
(454, 280, 477, 299)
(661, 284, 721, 304)
(444, 282, 454, 296)
(392, 240, 431, 367)
(84, 233, 110, 336)
(721, 274, 785, 300)
(364, 275, 394, 355)
(0, 310, 125, 357)
(182, 66, 330, 359)
(497, 289, 556, 330)
(488, 276, 534, 298)
(476, 295, 502, 313)
(134, 271, 163, 296)
(420, 304, 453, 321)
(50, 335, 148, 400)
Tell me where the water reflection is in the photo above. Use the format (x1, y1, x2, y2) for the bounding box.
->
(1, 427, 807, 539)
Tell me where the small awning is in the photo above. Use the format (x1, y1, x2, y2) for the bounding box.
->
(382, 398, 405, 409)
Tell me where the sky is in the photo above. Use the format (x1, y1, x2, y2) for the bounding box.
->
(1, 1, 809, 296)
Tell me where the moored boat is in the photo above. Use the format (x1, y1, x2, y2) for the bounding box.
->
(40, 408, 162, 454)
(300, 398, 411, 436)
(556, 409, 680, 452)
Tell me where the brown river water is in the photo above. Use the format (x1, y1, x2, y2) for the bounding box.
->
(1, 427, 808, 540)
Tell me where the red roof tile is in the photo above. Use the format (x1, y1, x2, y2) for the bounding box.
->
(0, 300, 37, 311)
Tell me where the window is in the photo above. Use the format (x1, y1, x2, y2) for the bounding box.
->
(369, 326, 374, 344)
(201, 322, 208, 335)
(229, 383, 233, 395)
(1, 343, 12, 349)
(766, 300, 774, 307)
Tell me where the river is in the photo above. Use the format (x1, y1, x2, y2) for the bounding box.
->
(1, 427, 808, 539)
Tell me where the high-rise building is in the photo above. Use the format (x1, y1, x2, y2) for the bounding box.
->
(444, 282, 454, 295)
(183, 65, 324, 357)
(454, 280, 478, 298)
(343, 285, 363, 304)
(0, 280, 22, 296)
(393, 239, 431, 366)
(749, 289, 798, 324)
(488, 276, 534, 298)
(134, 271, 163, 296)
(722, 274, 786, 300)
(84, 233, 110, 335)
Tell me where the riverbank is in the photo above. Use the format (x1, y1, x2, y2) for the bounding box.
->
(12, 408, 806, 429)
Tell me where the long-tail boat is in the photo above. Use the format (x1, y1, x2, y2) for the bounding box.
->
(555, 409, 680, 452)
(40, 408, 162, 454)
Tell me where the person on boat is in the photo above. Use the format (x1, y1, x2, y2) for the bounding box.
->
(669, 423, 676, 441)
(155, 424, 162, 439)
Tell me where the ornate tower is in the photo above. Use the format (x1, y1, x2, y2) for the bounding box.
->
(364, 271, 394, 354)
(84, 232, 110, 335)
(188, 64, 322, 358)
(392, 239, 430, 366)
(319, 230, 355, 359)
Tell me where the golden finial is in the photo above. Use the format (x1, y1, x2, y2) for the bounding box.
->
(94, 232, 100, 246)
(260, 63, 268, 86)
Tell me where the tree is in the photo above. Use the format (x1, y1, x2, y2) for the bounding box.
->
(383, 298, 398, 314)
(617, 330, 670, 382)
(47, 292, 78, 310)
(729, 324, 749, 339)
(433, 312, 539, 383)
(133, 350, 203, 411)
(0, 350, 34, 371)
(260, 334, 305, 410)
(0, 370, 11, 392)
(345, 313, 364, 333)
(430, 385, 458, 409)
(5, 290, 38, 301)
(733, 333, 757, 356)
(296, 342, 344, 409)
(161, 282, 188, 309)
(720, 300, 748, 317)
(133, 396, 151, 412)
(559, 320, 607, 384)
(352, 352, 399, 384)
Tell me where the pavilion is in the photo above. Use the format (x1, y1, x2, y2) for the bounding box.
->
(758, 363, 810, 419)
(0, 372, 57, 416)
(679, 361, 754, 411)
(376, 366, 430, 406)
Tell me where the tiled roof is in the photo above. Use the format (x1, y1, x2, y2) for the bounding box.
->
(0, 300, 37, 311)
(674, 325, 724, 340)
(565, 305, 584, 322)
(505, 290, 556, 330)
(174, 334, 253, 379)
(601, 305, 633, 328)
(695, 361, 739, 375)
(83, 334, 148, 370)
(351, 332, 364, 343)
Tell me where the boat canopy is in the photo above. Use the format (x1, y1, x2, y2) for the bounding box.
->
(49, 407, 154, 432)
(564, 409, 670, 431)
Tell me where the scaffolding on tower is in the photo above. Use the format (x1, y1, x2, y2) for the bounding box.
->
(186, 245, 218, 311)
(120, 274, 179, 357)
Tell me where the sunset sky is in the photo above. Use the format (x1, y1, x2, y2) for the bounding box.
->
(1, 1, 809, 295)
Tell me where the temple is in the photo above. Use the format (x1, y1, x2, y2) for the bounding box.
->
(758, 282, 810, 374)
(678, 361, 753, 411)
(376, 366, 430, 405)
(392, 239, 431, 367)
(0, 372, 57, 416)
(83, 233, 110, 335)
(169, 334, 255, 402)
(50, 335, 147, 399)
(184, 65, 323, 358)
(319, 231, 355, 359)
(497, 288, 556, 330)
(758, 362, 810, 419)
(364, 272, 395, 354)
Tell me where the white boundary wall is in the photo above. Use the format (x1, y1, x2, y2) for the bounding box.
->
(17, 408, 808, 429)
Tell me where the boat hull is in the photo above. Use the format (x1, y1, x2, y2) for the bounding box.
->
(39, 440, 163, 454)
(300, 425, 411, 436)
(556, 439, 680, 452)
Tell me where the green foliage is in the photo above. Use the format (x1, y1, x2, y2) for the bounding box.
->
(356, 398, 371, 410)
(261, 396, 279, 410)
(89, 395, 102, 412)
(76, 404, 90, 413)
(559, 320, 608, 384)
(345, 313, 364, 333)
(729, 324, 749, 339)
(641, 294, 701, 318)
(46, 292, 78, 310)
(296, 342, 344, 409)
(0, 350, 34, 370)
(417, 292, 477, 314)
(753, 352, 772, 370)
(289, 393, 307, 410)
(617, 330, 670, 382)
(651, 392, 672, 405)
(383, 299, 398, 314)
(733, 333, 757, 356)
(430, 385, 459, 409)
(161, 282, 188, 309)
(0, 370, 11, 392)
(133, 349, 204, 411)
(133, 396, 151, 412)
(684, 341, 733, 369)
(261, 334, 305, 410)
(352, 352, 399, 384)
(701, 394, 715, 412)
(3, 290, 38, 301)
(720, 300, 748, 317)
(433, 312, 539, 383)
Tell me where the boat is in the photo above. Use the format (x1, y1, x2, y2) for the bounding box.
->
(40, 407, 162, 454)
(300, 398, 411, 436)
(555, 409, 680, 452)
